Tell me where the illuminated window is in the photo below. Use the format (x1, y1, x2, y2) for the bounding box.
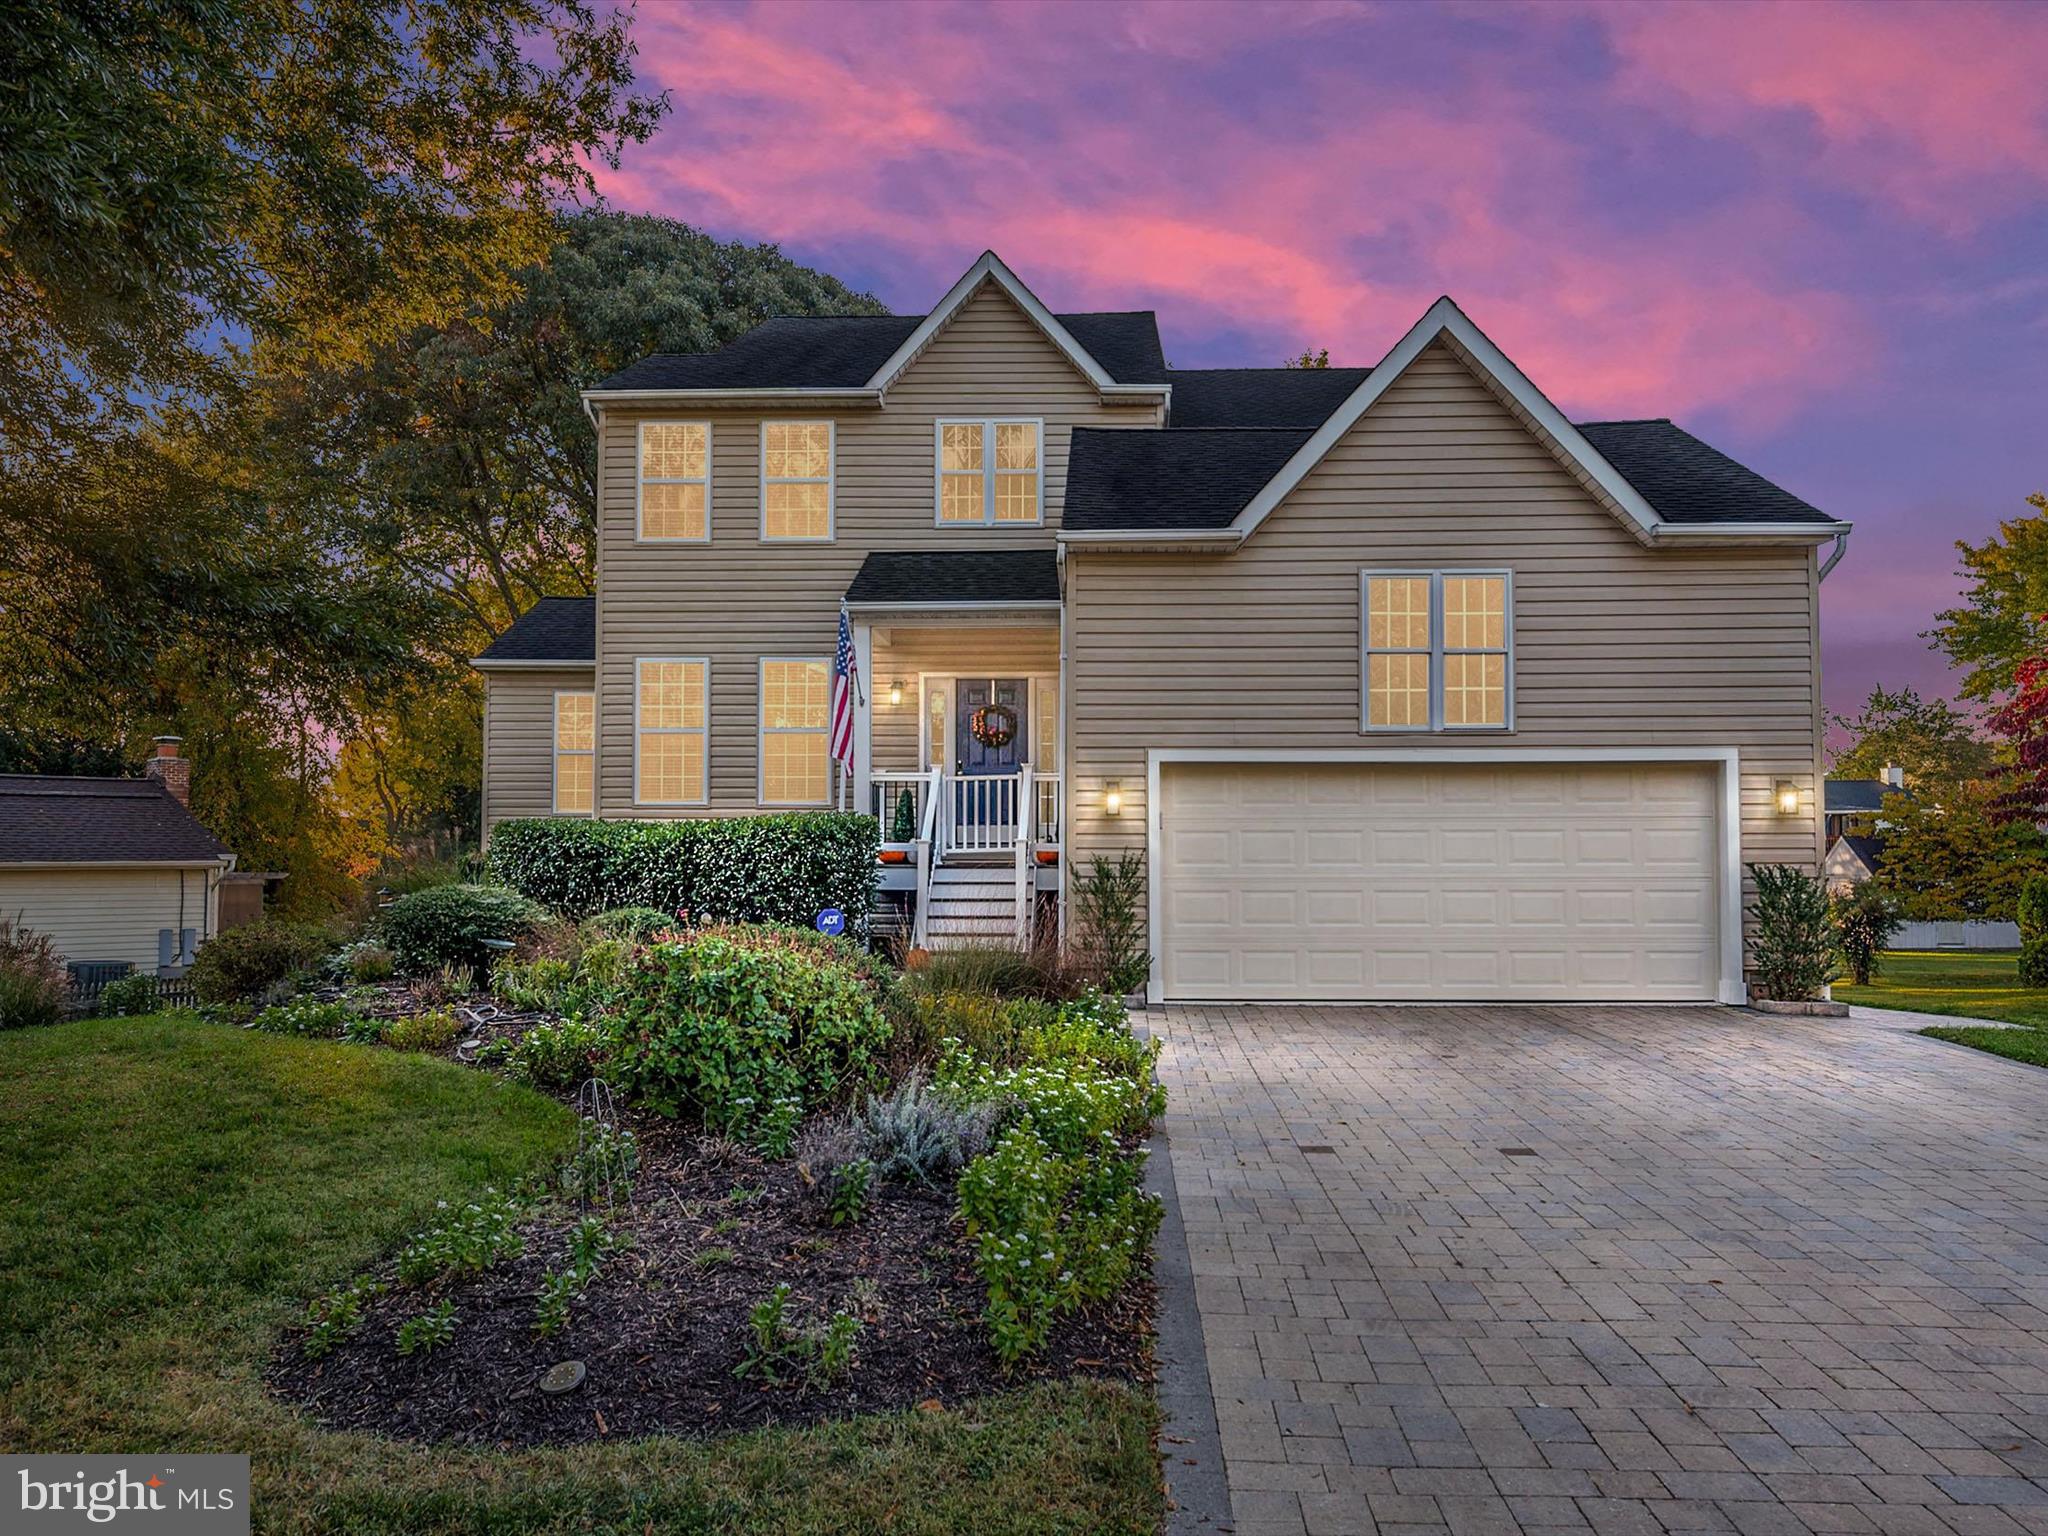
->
(936, 419, 1041, 525)
(759, 658, 830, 806)
(553, 691, 594, 816)
(636, 658, 707, 804)
(1363, 571, 1511, 731)
(761, 422, 834, 540)
(638, 423, 710, 540)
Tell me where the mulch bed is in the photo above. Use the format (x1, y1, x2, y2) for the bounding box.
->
(268, 1115, 1154, 1446)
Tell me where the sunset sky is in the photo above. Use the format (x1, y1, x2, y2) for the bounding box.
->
(593, 0, 2048, 733)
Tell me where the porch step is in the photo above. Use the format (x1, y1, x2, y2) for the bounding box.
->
(921, 861, 1023, 950)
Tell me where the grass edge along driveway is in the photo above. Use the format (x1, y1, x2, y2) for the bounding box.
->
(1837, 949, 2048, 1071)
(0, 1017, 1161, 1536)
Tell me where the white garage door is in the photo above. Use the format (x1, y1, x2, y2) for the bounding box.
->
(1158, 761, 1720, 1002)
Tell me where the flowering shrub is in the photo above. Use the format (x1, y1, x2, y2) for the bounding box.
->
(935, 1043, 1164, 1155)
(604, 935, 890, 1153)
(251, 996, 359, 1037)
(485, 813, 878, 934)
(957, 1123, 1161, 1365)
(498, 1016, 612, 1089)
(395, 1189, 526, 1285)
(96, 971, 161, 1017)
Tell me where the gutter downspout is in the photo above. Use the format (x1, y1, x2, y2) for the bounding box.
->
(1818, 528, 1850, 582)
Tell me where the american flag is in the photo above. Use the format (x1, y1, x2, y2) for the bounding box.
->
(829, 610, 859, 778)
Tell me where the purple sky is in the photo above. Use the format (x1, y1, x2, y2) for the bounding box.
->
(594, 0, 2048, 737)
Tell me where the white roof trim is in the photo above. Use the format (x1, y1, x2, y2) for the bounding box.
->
(580, 387, 881, 406)
(471, 657, 596, 671)
(865, 251, 1121, 399)
(1224, 296, 1841, 548)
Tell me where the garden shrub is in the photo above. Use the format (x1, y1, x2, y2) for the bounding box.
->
(854, 1072, 1002, 1186)
(587, 906, 676, 941)
(378, 883, 543, 978)
(603, 934, 891, 1153)
(2022, 939, 2048, 991)
(486, 813, 878, 934)
(2021, 874, 2048, 945)
(500, 1016, 613, 1089)
(1073, 852, 1152, 997)
(188, 918, 341, 1003)
(395, 1188, 525, 1285)
(384, 1007, 465, 1052)
(695, 921, 894, 997)
(0, 916, 67, 1029)
(96, 971, 161, 1018)
(348, 945, 396, 984)
(902, 941, 1084, 1002)
(250, 996, 359, 1037)
(1745, 863, 1837, 1001)
(1832, 883, 1903, 986)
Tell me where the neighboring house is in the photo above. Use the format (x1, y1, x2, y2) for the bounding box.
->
(1824, 768, 1904, 845)
(475, 251, 1845, 1005)
(0, 739, 237, 979)
(1822, 833, 1883, 893)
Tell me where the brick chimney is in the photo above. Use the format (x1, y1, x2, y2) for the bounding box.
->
(145, 736, 191, 806)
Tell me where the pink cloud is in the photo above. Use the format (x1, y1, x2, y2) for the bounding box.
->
(594, 0, 1878, 427)
(1590, 0, 2048, 233)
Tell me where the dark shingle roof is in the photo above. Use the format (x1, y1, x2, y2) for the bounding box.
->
(846, 550, 1060, 606)
(1577, 419, 1835, 525)
(1168, 367, 1372, 428)
(0, 777, 231, 865)
(595, 311, 1167, 393)
(1832, 834, 1885, 873)
(475, 598, 596, 663)
(1064, 428, 1314, 533)
(1825, 778, 1902, 814)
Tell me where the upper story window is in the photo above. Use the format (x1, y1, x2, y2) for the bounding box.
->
(936, 419, 1042, 525)
(638, 422, 710, 541)
(1362, 570, 1512, 731)
(761, 422, 834, 541)
(553, 691, 594, 816)
(635, 657, 708, 805)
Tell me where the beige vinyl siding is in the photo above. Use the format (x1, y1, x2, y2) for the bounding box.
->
(1065, 340, 1824, 953)
(595, 282, 1152, 817)
(0, 866, 221, 971)
(870, 627, 1061, 775)
(482, 666, 597, 829)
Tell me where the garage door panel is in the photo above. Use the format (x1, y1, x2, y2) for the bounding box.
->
(1160, 761, 1719, 1002)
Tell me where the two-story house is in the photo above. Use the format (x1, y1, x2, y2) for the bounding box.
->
(474, 251, 1846, 1007)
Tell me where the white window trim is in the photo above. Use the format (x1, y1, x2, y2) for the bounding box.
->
(635, 421, 712, 544)
(551, 689, 595, 818)
(932, 418, 1045, 527)
(633, 656, 709, 807)
(1360, 568, 1514, 733)
(759, 420, 836, 542)
(757, 655, 833, 808)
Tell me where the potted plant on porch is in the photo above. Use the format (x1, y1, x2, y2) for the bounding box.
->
(1746, 863, 1848, 1015)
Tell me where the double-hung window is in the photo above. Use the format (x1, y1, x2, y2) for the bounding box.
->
(761, 422, 834, 540)
(635, 658, 708, 805)
(1362, 570, 1512, 731)
(638, 423, 710, 541)
(552, 691, 594, 816)
(936, 419, 1041, 525)
(759, 657, 831, 806)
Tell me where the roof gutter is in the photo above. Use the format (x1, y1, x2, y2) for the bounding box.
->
(1057, 527, 1244, 552)
(1645, 520, 1852, 546)
(578, 386, 884, 407)
(470, 657, 596, 671)
(1818, 527, 1852, 582)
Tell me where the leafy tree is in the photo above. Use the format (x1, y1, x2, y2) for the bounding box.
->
(1828, 685, 1994, 792)
(1873, 778, 2048, 921)
(0, 0, 667, 461)
(1284, 348, 1331, 369)
(1931, 492, 2048, 702)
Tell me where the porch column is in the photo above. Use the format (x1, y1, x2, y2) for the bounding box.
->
(852, 618, 874, 815)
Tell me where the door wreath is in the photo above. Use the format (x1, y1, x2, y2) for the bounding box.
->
(968, 702, 1018, 750)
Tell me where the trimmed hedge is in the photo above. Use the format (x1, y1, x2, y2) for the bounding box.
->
(379, 884, 545, 977)
(486, 814, 879, 937)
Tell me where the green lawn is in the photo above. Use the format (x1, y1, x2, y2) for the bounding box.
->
(0, 1017, 1161, 1535)
(1835, 949, 2048, 1027)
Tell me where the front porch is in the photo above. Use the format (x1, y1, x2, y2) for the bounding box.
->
(842, 552, 1064, 949)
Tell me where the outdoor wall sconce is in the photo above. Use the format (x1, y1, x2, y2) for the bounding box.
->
(1774, 780, 1800, 816)
(888, 678, 904, 707)
(1104, 781, 1123, 817)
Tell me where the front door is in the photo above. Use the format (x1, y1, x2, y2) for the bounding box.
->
(951, 678, 1029, 841)
(953, 678, 1029, 775)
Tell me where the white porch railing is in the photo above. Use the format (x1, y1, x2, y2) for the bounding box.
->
(871, 770, 930, 849)
(875, 766, 1062, 950)
(945, 773, 1024, 856)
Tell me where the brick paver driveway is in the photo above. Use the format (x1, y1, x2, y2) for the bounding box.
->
(1148, 1004, 2048, 1536)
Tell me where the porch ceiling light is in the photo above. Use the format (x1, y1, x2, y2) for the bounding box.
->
(1105, 781, 1122, 817)
(888, 678, 904, 707)
(1774, 780, 1800, 816)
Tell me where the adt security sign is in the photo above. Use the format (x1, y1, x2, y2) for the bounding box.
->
(815, 908, 846, 937)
